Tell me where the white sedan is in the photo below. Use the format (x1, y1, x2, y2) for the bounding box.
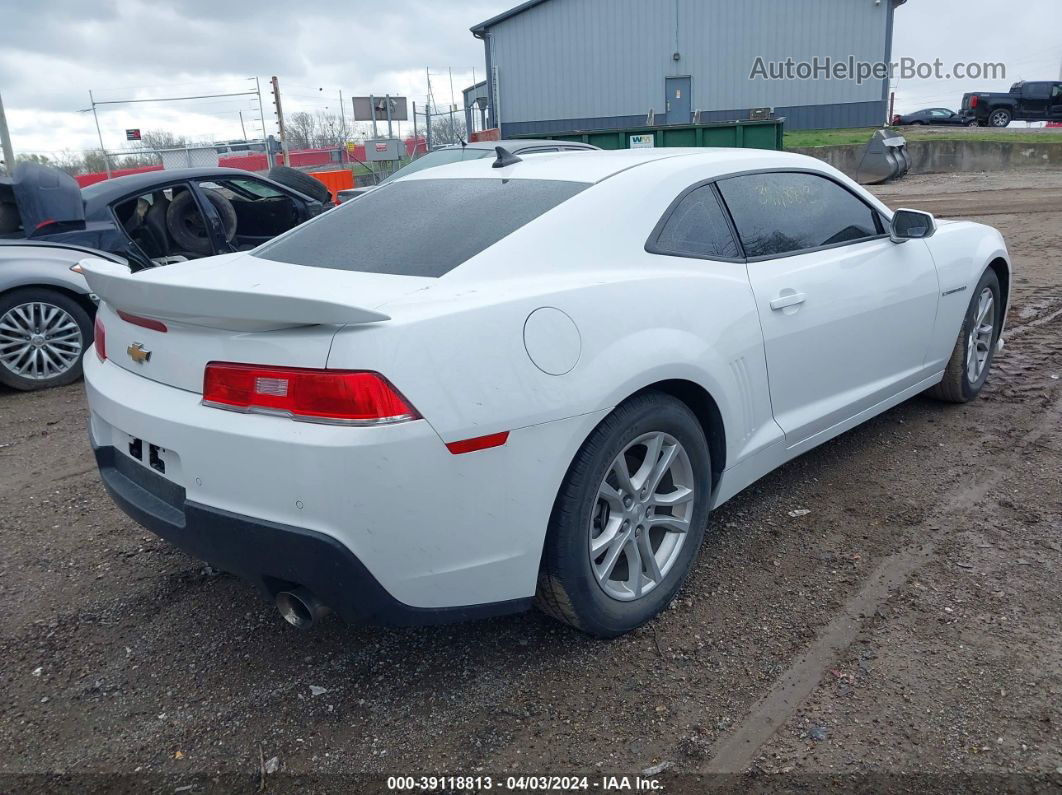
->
(80, 148, 1010, 637)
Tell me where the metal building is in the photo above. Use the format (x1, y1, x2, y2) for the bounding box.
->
(471, 0, 907, 135)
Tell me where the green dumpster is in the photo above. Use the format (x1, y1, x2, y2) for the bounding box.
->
(514, 118, 784, 151)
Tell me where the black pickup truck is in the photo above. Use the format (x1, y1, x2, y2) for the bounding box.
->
(961, 81, 1062, 127)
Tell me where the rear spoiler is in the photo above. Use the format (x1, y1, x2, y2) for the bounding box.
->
(77, 258, 391, 331)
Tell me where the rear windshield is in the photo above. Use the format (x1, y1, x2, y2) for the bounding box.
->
(255, 178, 588, 277)
(379, 147, 493, 184)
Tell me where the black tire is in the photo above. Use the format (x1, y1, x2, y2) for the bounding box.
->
(267, 166, 332, 204)
(926, 268, 1002, 403)
(536, 392, 711, 637)
(0, 201, 20, 234)
(165, 188, 236, 255)
(0, 288, 93, 391)
(988, 109, 1012, 128)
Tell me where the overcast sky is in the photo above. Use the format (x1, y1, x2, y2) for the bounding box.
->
(1, 0, 1059, 157)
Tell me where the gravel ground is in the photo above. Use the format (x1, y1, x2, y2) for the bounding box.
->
(0, 169, 1060, 793)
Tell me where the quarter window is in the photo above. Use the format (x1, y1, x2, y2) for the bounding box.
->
(717, 172, 881, 258)
(651, 184, 740, 259)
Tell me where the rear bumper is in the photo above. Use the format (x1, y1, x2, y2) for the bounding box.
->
(84, 353, 607, 619)
(93, 443, 531, 625)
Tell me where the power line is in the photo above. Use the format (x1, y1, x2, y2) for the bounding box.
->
(88, 90, 258, 107)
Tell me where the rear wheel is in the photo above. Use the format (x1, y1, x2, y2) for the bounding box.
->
(926, 269, 1001, 403)
(536, 392, 711, 637)
(0, 288, 92, 391)
(988, 109, 1012, 127)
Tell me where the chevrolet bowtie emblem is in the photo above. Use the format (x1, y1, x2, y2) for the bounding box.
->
(127, 342, 152, 364)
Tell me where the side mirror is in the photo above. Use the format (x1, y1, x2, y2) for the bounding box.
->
(890, 208, 937, 243)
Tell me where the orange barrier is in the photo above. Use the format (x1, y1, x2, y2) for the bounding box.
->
(307, 169, 355, 204)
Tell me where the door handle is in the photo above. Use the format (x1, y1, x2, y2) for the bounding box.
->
(769, 292, 806, 310)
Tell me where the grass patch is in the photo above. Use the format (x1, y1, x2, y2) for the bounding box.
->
(784, 126, 1062, 149)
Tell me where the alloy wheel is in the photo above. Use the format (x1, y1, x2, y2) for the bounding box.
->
(966, 287, 995, 384)
(589, 431, 695, 601)
(0, 302, 84, 381)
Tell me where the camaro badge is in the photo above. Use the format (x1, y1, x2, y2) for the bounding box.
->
(127, 342, 152, 364)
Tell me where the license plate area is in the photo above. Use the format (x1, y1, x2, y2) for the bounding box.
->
(124, 433, 176, 479)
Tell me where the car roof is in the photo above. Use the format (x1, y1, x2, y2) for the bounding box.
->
(399, 147, 828, 185)
(81, 167, 263, 200)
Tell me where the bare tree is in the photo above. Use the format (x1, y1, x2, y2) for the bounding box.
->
(286, 112, 319, 150)
(429, 112, 467, 147)
(140, 129, 188, 151)
(315, 111, 348, 148)
(82, 150, 109, 174)
(52, 151, 88, 176)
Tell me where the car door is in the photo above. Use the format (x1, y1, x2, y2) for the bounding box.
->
(716, 171, 940, 446)
(1020, 82, 1050, 120)
(1050, 84, 1062, 120)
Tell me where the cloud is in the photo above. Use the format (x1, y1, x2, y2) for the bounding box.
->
(0, 0, 511, 153)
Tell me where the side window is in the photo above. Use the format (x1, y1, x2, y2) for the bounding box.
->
(1052, 85, 1062, 99)
(717, 172, 881, 258)
(650, 184, 740, 260)
(112, 186, 191, 262)
(1025, 82, 1050, 99)
(194, 177, 301, 249)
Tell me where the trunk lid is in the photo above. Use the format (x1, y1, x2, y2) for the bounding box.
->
(81, 253, 432, 392)
(0, 161, 85, 237)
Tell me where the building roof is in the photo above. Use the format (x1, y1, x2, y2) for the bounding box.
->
(472, 0, 907, 34)
(471, 0, 552, 34)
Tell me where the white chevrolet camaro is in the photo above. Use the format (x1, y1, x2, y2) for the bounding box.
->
(81, 148, 1010, 637)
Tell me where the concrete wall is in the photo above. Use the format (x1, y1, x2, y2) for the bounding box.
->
(479, 0, 895, 134)
(789, 139, 1062, 180)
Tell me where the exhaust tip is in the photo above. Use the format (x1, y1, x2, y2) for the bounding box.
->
(275, 587, 330, 629)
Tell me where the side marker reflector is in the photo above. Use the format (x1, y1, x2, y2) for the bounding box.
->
(445, 431, 509, 455)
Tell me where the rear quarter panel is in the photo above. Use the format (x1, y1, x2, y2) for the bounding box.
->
(327, 158, 787, 476)
(0, 246, 94, 297)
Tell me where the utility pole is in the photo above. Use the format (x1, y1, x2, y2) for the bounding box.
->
(338, 90, 346, 144)
(252, 76, 267, 143)
(425, 95, 432, 152)
(0, 90, 15, 175)
(88, 90, 112, 178)
(369, 94, 379, 140)
(412, 100, 419, 159)
(239, 110, 247, 140)
(448, 66, 457, 140)
(271, 75, 290, 167)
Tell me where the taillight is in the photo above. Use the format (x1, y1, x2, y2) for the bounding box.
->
(202, 362, 419, 425)
(970, 95, 978, 108)
(93, 314, 106, 361)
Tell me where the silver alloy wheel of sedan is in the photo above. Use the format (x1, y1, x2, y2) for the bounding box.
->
(967, 287, 995, 384)
(0, 301, 85, 381)
(590, 431, 695, 601)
